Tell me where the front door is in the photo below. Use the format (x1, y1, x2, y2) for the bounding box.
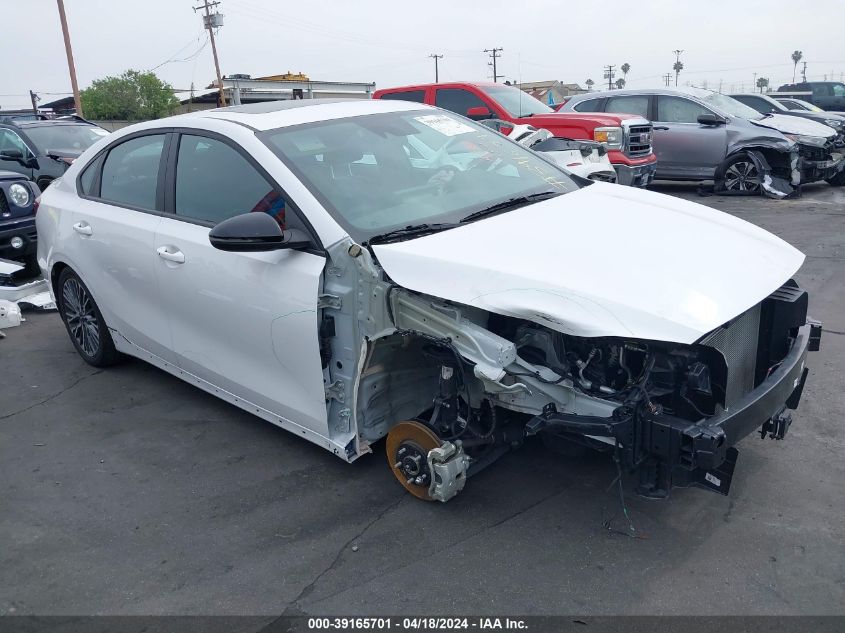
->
(153, 132, 328, 431)
(653, 95, 728, 179)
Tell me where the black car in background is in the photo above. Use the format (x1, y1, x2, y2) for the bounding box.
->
(0, 170, 40, 272)
(0, 119, 109, 190)
(729, 93, 845, 146)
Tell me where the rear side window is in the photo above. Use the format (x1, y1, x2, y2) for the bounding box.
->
(604, 95, 649, 118)
(379, 90, 425, 103)
(175, 134, 282, 226)
(100, 135, 165, 210)
(78, 154, 105, 196)
(573, 99, 603, 112)
(435, 89, 487, 117)
(655, 96, 710, 123)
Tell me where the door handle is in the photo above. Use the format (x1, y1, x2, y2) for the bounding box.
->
(72, 222, 93, 236)
(652, 126, 670, 131)
(156, 245, 185, 264)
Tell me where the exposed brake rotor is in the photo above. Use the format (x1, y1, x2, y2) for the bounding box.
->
(386, 420, 442, 501)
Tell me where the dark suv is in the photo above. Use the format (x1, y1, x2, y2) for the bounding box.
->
(0, 118, 109, 191)
(0, 171, 40, 271)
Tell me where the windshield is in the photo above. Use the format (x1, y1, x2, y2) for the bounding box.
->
(261, 110, 577, 241)
(481, 85, 554, 117)
(701, 92, 765, 120)
(795, 99, 824, 112)
(24, 124, 108, 153)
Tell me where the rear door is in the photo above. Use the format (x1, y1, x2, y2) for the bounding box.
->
(153, 131, 328, 431)
(67, 132, 173, 359)
(653, 95, 727, 179)
(603, 94, 651, 119)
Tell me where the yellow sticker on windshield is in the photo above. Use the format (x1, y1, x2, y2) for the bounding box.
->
(414, 115, 475, 137)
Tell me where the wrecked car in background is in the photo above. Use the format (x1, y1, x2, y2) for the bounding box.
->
(37, 99, 821, 504)
(561, 87, 844, 194)
(480, 120, 617, 182)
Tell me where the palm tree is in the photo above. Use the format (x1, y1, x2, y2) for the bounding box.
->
(673, 61, 684, 86)
(756, 77, 769, 93)
(585, 78, 595, 91)
(791, 50, 803, 83)
(615, 78, 626, 90)
(621, 63, 631, 83)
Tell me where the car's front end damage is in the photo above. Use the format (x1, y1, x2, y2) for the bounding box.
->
(343, 183, 822, 502)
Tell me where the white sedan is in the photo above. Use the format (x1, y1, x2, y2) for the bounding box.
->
(37, 99, 820, 502)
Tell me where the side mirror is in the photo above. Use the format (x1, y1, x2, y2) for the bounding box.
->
(466, 106, 493, 120)
(209, 212, 311, 252)
(0, 149, 24, 162)
(698, 113, 726, 126)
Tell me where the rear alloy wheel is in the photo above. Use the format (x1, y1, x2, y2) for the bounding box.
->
(722, 154, 762, 194)
(57, 268, 119, 367)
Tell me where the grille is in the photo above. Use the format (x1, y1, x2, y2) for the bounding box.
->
(625, 124, 653, 157)
(0, 190, 8, 215)
(700, 304, 761, 410)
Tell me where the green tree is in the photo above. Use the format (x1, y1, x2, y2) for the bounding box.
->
(81, 70, 180, 120)
(585, 78, 595, 90)
(615, 77, 626, 89)
(756, 76, 770, 93)
(620, 62, 631, 82)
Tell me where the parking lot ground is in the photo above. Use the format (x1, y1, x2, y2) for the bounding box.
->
(1, 183, 844, 616)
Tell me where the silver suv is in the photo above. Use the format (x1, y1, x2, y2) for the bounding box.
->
(561, 87, 844, 191)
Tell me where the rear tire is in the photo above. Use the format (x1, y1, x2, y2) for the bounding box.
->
(826, 171, 845, 186)
(57, 268, 119, 367)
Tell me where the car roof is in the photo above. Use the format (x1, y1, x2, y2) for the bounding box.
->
(565, 86, 719, 101)
(150, 97, 430, 132)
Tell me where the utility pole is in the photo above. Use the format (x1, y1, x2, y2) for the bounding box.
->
(55, 0, 83, 117)
(801, 61, 807, 82)
(484, 48, 503, 82)
(663, 73, 672, 87)
(429, 54, 443, 83)
(194, 0, 226, 107)
(603, 65, 616, 90)
(29, 91, 39, 116)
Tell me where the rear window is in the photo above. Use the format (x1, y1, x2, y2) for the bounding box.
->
(573, 99, 603, 112)
(379, 90, 425, 103)
(604, 95, 649, 118)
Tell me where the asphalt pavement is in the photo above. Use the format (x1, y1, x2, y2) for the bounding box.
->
(1, 182, 843, 616)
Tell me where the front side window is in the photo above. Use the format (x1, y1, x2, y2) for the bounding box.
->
(479, 85, 554, 117)
(100, 134, 165, 210)
(0, 129, 32, 157)
(604, 95, 649, 118)
(656, 96, 711, 123)
(261, 110, 578, 242)
(435, 89, 489, 117)
(379, 90, 426, 103)
(175, 135, 283, 226)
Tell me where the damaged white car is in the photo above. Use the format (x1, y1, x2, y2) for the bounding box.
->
(37, 99, 822, 502)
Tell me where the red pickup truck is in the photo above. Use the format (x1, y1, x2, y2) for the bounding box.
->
(373, 81, 657, 187)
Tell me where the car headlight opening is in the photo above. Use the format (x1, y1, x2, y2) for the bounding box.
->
(8, 183, 30, 207)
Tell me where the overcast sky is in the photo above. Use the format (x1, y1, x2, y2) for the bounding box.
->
(3, 0, 845, 110)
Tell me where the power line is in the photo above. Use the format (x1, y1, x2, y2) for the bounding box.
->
(484, 48, 503, 82)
